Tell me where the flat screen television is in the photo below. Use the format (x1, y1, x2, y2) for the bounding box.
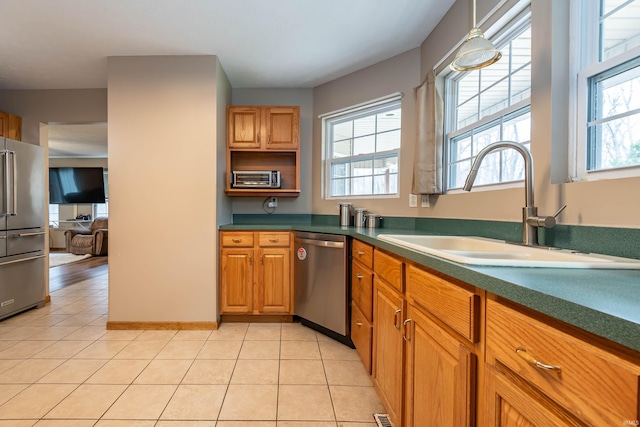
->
(49, 167, 106, 204)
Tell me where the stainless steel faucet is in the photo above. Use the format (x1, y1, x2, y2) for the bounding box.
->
(463, 141, 566, 246)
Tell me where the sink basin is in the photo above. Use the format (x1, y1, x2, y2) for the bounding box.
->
(376, 234, 640, 269)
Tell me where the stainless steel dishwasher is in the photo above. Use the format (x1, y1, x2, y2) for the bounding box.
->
(294, 231, 351, 344)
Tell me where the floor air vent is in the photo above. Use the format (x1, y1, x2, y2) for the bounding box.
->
(374, 413, 393, 427)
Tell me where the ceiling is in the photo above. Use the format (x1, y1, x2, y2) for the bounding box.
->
(1, 0, 455, 157)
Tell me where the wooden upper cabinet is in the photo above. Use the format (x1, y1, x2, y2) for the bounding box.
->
(227, 106, 299, 150)
(227, 107, 261, 149)
(263, 107, 299, 149)
(0, 110, 22, 141)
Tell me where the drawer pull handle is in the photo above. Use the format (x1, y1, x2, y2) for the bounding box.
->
(516, 347, 561, 372)
(393, 309, 402, 330)
(269, 238, 280, 243)
(232, 238, 242, 243)
(357, 251, 365, 255)
(356, 321, 363, 326)
(403, 318, 412, 342)
(356, 274, 363, 280)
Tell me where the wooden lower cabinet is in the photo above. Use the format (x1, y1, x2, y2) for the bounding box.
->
(404, 304, 475, 427)
(485, 367, 577, 427)
(372, 278, 405, 427)
(256, 247, 290, 313)
(220, 231, 292, 315)
(220, 248, 253, 313)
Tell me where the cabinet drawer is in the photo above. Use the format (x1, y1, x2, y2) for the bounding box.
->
(406, 265, 479, 342)
(221, 232, 254, 247)
(353, 240, 373, 269)
(374, 249, 404, 293)
(352, 260, 373, 323)
(258, 231, 290, 247)
(486, 299, 640, 426)
(351, 303, 373, 374)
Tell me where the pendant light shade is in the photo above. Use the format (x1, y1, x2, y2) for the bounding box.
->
(450, 0, 502, 72)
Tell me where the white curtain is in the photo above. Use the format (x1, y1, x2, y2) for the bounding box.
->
(412, 69, 444, 195)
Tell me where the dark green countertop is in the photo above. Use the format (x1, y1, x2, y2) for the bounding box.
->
(220, 222, 640, 352)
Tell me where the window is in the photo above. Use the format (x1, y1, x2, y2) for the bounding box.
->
(49, 204, 59, 227)
(575, 0, 640, 178)
(444, 10, 531, 190)
(323, 96, 401, 198)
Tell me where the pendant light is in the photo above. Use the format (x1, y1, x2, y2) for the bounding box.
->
(450, 0, 502, 71)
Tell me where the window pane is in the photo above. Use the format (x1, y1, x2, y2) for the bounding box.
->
(474, 151, 502, 186)
(449, 160, 471, 190)
(501, 147, 526, 181)
(480, 52, 510, 92)
(480, 79, 510, 119)
(353, 135, 375, 155)
(353, 115, 376, 138)
(457, 97, 479, 129)
(331, 162, 349, 178)
(374, 155, 398, 172)
(594, 62, 640, 120)
(351, 159, 372, 177)
(511, 64, 531, 104)
(332, 121, 353, 142)
(377, 109, 401, 132)
(503, 111, 531, 142)
(588, 113, 640, 169)
(451, 135, 472, 162)
(351, 177, 373, 195)
(510, 27, 532, 69)
(377, 130, 401, 151)
(331, 178, 348, 196)
(457, 71, 480, 106)
(474, 125, 500, 154)
(601, 0, 640, 60)
(333, 140, 351, 158)
(374, 173, 397, 194)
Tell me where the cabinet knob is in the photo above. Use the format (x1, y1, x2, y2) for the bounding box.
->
(232, 238, 242, 243)
(356, 274, 363, 280)
(356, 321, 363, 327)
(269, 238, 280, 243)
(516, 347, 561, 372)
(357, 251, 365, 255)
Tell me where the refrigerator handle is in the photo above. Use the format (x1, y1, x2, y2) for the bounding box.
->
(1, 150, 7, 216)
(9, 150, 17, 216)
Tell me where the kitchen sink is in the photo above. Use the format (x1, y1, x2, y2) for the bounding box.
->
(376, 234, 640, 269)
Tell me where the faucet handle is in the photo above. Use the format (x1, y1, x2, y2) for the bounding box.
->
(527, 204, 567, 228)
(552, 204, 567, 219)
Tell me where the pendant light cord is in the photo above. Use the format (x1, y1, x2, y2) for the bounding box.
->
(472, 0, 477, 28)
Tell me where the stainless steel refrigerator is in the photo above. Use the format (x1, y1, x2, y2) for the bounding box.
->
(1, 137, 46, 321)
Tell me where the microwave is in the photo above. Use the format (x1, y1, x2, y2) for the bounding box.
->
(231, 170, 281, 188)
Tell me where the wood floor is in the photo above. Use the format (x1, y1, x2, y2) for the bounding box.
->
(49, 256, 108, 292)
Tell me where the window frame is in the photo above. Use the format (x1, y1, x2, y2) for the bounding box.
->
(443, 8, 532, 192)
(322, 95, 402, 199)
(572, 0, 640, 181)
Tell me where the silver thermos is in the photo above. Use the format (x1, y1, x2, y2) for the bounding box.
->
(338, 202, 352, 226)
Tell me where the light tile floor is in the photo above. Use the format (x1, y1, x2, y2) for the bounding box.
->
(0, 271, 384, 426)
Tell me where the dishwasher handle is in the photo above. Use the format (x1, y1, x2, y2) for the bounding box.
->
(294, 237, 344, 249)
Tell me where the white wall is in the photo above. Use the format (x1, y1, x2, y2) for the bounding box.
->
(107, 56, 220, 323)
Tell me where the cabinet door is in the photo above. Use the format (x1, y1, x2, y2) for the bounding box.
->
(263, 107, 299, 149)
(0, 111, 8, 137)
(404, 305, 476, 427)
(256, 247, 291, 313)
(372, 279, 404, 427)
(485, 369, 575, 427)
(220, 248, 254, 313)
(227, 107, 261, 148)
(7, 114, 21, 140)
